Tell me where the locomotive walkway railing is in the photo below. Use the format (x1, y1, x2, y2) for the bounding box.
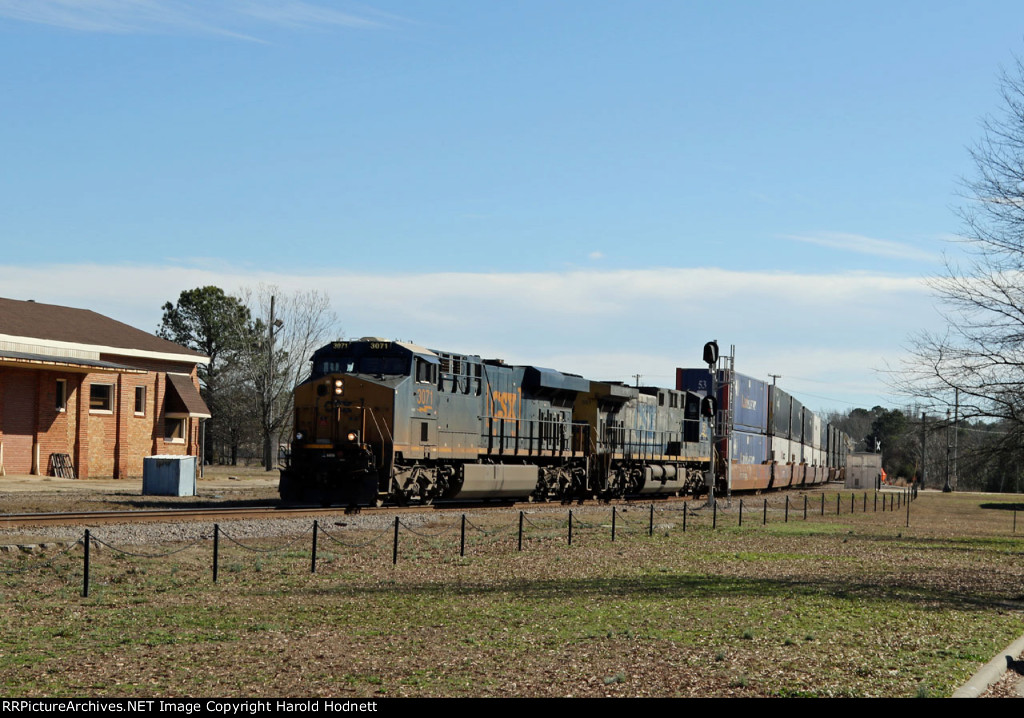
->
(0, 488, 952, 599)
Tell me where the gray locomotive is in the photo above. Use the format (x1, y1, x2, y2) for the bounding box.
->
(279, 338, 713, 506)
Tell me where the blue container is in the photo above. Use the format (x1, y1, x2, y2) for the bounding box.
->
(731, 430, 768, 464)
(142, 455, 197, 496)
(676, 367, 713, 396)
(728, 372, 768, 434)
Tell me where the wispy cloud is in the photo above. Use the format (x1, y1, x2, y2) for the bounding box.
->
(782, 232, 940, 262)
(0, 261, 936, 411)
(0, 0, 389, 38)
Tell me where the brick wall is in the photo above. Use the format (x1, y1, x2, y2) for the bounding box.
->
(0, 356, 204, 479)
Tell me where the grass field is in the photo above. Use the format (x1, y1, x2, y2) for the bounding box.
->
(1, 490, 1022, 697)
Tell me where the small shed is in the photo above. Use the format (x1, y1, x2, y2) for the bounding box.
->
(845, 452, 883, 490)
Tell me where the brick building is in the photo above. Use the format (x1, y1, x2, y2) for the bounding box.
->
(0, 297, 210, 479)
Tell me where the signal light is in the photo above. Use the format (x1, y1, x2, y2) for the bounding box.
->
(700, 396, 716, 418)
(702, 340, 719, 367)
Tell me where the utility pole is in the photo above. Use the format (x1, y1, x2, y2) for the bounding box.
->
(943, 409, 952, 492)
(953, 388, 959, 491)
(769, 373, 781, 387)
(264, 295, 284, 471)
(920, 412, 927, 490)
(265, 295, 275, 471)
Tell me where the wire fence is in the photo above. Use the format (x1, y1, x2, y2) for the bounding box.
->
(0, 488, 966, 599)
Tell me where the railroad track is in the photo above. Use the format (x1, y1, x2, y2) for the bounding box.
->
(0, 505, 367, 528)
(0, 486, 839, 530)
(0, 494, 710, 529)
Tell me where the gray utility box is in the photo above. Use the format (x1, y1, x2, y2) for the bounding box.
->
(142, 455, 197, 496)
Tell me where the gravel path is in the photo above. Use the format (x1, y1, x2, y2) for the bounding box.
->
(0, 510, 441, 550)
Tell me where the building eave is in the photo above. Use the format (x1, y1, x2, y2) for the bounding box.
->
(0, 333, 209, 366)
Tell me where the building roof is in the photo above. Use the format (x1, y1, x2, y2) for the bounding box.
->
(0, 297, 207, 365)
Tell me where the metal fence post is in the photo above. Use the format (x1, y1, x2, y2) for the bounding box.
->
(803, 494, 808, 520)
(83, 529, 90, 598)
(213, 524, 219, 584)
(518, 511, 524, 550)
(393, 516, 399, 565)
(785, 495, 789, 523)
(763, 498, 767, 526)
(460, 514, 466, 557)
(649, 504, 654, 537)
(311, 520, 318, 574)
(568, 510, 573, 546)
(611, 507, 616, 542)
(713, 499, 717, 529)
(739, 499, 743, 527)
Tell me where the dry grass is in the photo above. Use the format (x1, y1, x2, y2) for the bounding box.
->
(1, 489, 1022, 697)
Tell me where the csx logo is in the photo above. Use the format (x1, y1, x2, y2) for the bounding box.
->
(742, 398, 757, 410)
(490, 390, 520, 419)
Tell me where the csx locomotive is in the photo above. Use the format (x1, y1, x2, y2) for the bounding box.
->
(279, 338, 714, 506)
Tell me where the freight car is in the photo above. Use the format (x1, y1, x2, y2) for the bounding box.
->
(676, 367, 849, 492)
(279, 338, 715, 506)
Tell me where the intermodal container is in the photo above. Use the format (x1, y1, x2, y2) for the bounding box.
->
(731, 430, 768, 464)
(790, 399, 804, 443)
(769, 386, 791, 439)
(676, 367, 713, 396)
(723, 371, 768, 434)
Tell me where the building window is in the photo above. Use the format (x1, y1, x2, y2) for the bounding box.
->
(89, 384, 113, 412)
(134, 386, 146, 416)
(56, 379, 67, 412)
(164, 417, 185, 442)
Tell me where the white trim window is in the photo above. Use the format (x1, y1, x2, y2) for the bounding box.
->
(89, 383, 114, 413)
(56, 379, 67, 412)
(164, 416, 186, 443)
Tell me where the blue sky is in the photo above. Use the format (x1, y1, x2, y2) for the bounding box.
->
(1, 0, 1021, 414)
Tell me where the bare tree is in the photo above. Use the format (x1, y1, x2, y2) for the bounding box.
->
(901, 58, 1024, 460)
(233, 285, 341, 470)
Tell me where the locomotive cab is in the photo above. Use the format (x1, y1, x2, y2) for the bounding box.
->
(280, 338, 437, 506)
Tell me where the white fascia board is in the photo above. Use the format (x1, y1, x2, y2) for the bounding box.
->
(0, 333, 210, 366)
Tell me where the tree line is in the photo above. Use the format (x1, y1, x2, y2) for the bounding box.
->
(828, 405, 1022, 493)
(157, 285, 340, 470)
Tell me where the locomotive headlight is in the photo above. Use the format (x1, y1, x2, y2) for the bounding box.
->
(346, 431, 359, 442)
(333, 379, 344, 395)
